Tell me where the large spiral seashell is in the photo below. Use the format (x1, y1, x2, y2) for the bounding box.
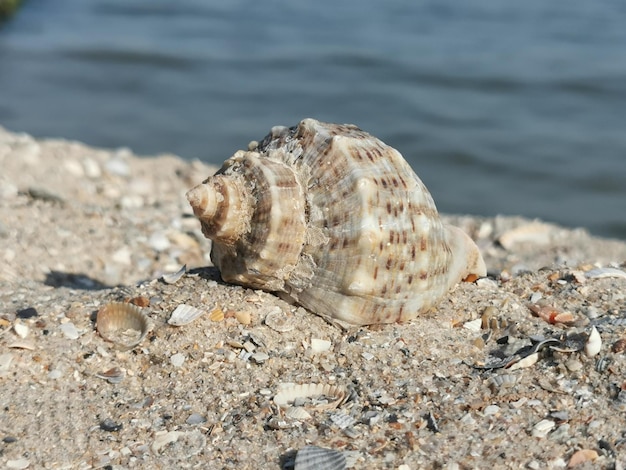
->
(187, 119, 486, 325)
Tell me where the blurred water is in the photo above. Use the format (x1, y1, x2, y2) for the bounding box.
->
(1, 0, 625, 238)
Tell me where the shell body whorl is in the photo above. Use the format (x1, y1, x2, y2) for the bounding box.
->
(187, 119, 486, 325)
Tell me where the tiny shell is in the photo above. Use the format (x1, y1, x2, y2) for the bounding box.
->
(295, 445, 346, 470)
(263, 307, 296, 332)
(161, 264, 187, 284)
(274, 383, 346, 410)
(168, 304, 205, 326)
(584, 326, 602, 357)
(96, 302, 150, 350)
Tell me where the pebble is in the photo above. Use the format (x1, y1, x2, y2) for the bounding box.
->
(60, 322, 80, 340)
(148, 232, 171, 252)
(186, 413, 207, 425)
(152, 431, 182, 453)
(565, 358, 583, 372)
(483, 405, 500, 416)
(170, 353, 186, 367)
(105, 157, 130, 177)
(82, 157, 102, 178)
(250, 352, 270, 364)
(16, 307, 38, 319)
(48, 369, 63, 380)
(111, 246, 131, 266)
(100, 418, 123, 432)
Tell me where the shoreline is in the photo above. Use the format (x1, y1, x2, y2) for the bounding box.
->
(1, 127, 625, 468)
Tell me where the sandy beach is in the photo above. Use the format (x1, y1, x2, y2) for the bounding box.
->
(1, 126, 625, 469)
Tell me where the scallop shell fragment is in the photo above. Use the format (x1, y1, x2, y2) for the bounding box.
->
(96, 302, 150, 350)
(168, 304, 206, 326)
(274, 383, 347, 411)
(295, 445, 346, 470)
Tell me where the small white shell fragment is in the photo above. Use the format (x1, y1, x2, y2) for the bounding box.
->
(60, 322, 80, 340)
(310, 338, 332, 354)
(168, 304, 205, 326)
(170, 353, 186, 367)
(161, 264, 187, 284)
(295, 445, 346, 470)
(361, 352, 375, 361)
(96, 302, 150, 350)
(532, 419, 555, 438)
(285, 407, 312, 420)
(508, 352, 539, 371)
(584, 326, 602, 357)
(13, 321, 29, 338)
(463, 318, 482, 332)
(274, 383, 346, 410)
(48, 369, 63, 380)
(8, 340, 36, 350)
(498, 222, 552, 250)
(235, 311, 252, 325)
(585, 267, 626, 280)
(6, 459, 30, 470)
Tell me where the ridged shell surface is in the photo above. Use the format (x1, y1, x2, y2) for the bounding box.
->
(187, 119, 486, 325)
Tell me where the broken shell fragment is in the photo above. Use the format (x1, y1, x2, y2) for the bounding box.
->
(584, 267, 626, 280)
(96, 302, 150, 350)
(95, 367, 125, 384)
(295, 445, 346, 470)
(584, 326, 602, 357)
(168, 304, 205, 326)
(274, 383, 346, 410)
(161, 264, 187, 284)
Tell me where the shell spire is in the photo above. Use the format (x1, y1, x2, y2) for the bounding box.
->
(188, 118, 486, 325)
(186, 173, 252, 246)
